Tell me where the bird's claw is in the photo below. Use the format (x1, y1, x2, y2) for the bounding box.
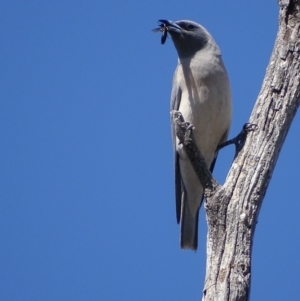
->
(243, 123, 258, 133)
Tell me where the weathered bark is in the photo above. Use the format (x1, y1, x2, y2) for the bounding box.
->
(203, 1, 300, 300)
(175, 1, 300, 300)
(171, 110, 219, 193)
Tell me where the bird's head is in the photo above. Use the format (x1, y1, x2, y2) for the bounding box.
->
(157, 20, 212, 58)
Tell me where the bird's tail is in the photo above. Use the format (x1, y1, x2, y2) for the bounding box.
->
(180, 193, 199, 250)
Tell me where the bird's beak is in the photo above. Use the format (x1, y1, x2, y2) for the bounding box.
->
(158, 20, 182, 33)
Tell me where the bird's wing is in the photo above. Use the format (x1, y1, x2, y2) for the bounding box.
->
(170, 71, 182, 224)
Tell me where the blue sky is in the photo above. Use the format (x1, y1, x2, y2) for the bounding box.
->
(1, 1, 299, 300)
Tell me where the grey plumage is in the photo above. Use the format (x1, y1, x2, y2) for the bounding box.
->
(159, 20, 232, 250)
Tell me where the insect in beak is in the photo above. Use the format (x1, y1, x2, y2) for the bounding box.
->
(152, 23, 168, 45)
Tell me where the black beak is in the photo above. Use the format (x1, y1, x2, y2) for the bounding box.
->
(158, 20, 182, 32)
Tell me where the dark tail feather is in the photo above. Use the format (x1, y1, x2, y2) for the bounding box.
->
(180, 191, 199, 250)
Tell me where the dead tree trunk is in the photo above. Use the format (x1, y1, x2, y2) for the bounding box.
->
(175, 1, 300, 300)
(203, 1, 300, 300)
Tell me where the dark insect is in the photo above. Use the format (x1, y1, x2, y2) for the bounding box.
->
(152, 23, 168, 45)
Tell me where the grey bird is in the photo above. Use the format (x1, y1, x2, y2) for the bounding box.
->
(159, 20, 232, 250)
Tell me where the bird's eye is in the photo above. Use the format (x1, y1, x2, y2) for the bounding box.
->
(187, 24, 194, 30)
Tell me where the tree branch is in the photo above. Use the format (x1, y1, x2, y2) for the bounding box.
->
(171, 110, 219, 197)
(201, 1, 300, 300)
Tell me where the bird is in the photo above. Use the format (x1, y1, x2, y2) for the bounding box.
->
(158, 20, 232, 250)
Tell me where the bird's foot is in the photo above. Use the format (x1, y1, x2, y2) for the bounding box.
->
(217, 123, 258, 155)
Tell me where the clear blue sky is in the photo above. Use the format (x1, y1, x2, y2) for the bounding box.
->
(1, 1, 299, 300)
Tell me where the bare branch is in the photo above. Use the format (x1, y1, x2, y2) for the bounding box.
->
(171, 110, 219, 196)
(202, 1, 300, 300)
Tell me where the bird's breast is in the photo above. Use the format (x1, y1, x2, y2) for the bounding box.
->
(175, 55, 231, 158)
